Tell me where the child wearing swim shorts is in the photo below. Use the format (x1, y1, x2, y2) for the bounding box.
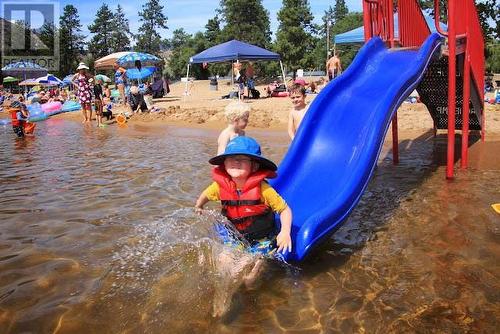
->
(195, 136, 292, 289)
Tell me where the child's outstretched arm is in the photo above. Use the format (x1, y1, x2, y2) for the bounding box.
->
(195, 192, 209, 214)
(276, 206, 292, 253)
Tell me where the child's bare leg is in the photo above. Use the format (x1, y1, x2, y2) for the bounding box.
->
(243, 258, 265, 288)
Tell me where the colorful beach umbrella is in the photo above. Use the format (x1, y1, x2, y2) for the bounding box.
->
(125, 67, 155, 80)
(34, 74, 63, 86)
(1, 61, 47, 79)
(94, 51, 134, 70)
(19, 78, 39, 86)
(95, 74, 111, 83)
(116, 52, 162, 68)
(2, 76, 19, 84)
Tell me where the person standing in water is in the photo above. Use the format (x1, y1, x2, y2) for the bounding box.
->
(73, 63, 93, 123)
(216, 101, 250, 155)
(195, 136, 293, 294)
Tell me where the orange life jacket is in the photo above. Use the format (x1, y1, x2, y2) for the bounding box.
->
(9, 108, 23, 126)
(212, 166, 277, 240)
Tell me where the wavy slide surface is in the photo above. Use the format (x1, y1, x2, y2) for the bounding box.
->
(271, 33, 442, 262)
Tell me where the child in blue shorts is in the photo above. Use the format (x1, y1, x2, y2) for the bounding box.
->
(195, 137, 292, 292)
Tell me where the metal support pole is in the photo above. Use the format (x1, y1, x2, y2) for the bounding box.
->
(184, 63, 190, 96)
(461, 0, 471, 169)
(446, 0, 456, 179)
(392, 113, 399, 164)
(279, 60, 286, 85)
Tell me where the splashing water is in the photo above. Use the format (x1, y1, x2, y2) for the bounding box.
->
(84, 208, 269, 330)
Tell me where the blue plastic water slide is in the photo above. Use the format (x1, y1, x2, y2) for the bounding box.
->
(271, 33, 442, 262)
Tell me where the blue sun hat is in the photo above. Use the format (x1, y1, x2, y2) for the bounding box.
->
(209, 136, 277, 171)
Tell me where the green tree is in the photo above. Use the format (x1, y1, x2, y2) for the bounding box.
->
(218, 0, 271, 47)
(275, 0, 316, 77)
(111, 5, 132, 52)
(87, 4, 114, 59)
(59, 5, 85, 75)
(205, 15, 221, 46)
(334, 0, 349, 23)
(38, 22, 57, 56)
(331, 12, 364, 69)
(166, 29, 211, 79)
(136, 0, 168, 54)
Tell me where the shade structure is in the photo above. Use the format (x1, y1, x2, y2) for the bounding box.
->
(94, 52, 134, 70)
(1, 61, 47, 78)
(19, 78, 39, 86)
(189, 40, 280, 64)
(117, 52, 162, 68)
(2, 76, 19, 84)
(125, 67, 155, 80)
(62, 75, 74, 86)
(95, 74, 111, 83)
(35, 74, 62, 86)
(334, 14, 448, 44)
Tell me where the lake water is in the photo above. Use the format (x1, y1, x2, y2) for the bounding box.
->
(0, 119, 499, 333)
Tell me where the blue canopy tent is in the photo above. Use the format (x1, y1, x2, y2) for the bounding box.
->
(186, 40, 286, 94)
(334, 14, 448, 44)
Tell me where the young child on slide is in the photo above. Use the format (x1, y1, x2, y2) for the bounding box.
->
(287, 83, 309, 140)
(216, 101, 250, 154)
(195, 136, 292, 286)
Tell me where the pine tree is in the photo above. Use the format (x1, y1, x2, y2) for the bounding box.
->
(87, 4, 114, 59)
(275, 0, 316, 77)
(111, 5, 132, 52)
(334, 0, 348, 23)
(205, 15, 221, 46)
(218, 0, 271, 47)
(59, 5, 85, 75)
(135, 0, 168, 54)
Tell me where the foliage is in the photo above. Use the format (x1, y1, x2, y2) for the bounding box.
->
(166, 29, 211, 79)
(111, 5, 132, 52)
(135, 0, 168, 54)
(59, 5, 85, 76)
(275, 0, 317, 77)
(217, 0, 271, 47)
(205, 15, 222, 46)
(485, 42, 500, 73)
(334, 0, 348, 23)
(87, 4, 115, 59)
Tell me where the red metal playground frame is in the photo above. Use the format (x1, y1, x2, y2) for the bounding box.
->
(361, 0, 485, 179)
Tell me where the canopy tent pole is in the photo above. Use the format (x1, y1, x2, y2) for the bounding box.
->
(279, 61, 286, 85)
(184, 63, 190, 96)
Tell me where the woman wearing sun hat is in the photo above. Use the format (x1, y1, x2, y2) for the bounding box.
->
(73, 62, 93, 123)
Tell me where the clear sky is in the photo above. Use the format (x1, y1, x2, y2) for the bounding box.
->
(54, 0, 363, 40)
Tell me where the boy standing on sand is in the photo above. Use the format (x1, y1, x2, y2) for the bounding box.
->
(287, 83, 308, 140)
(216, 101, 250, 154)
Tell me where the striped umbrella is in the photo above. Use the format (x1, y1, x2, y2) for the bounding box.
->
(1, 61, 47, 79)
(116, 52, 162, 68)
(34, 74, 63, 86)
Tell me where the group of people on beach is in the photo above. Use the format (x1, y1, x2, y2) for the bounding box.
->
(72, 62, 168, 126)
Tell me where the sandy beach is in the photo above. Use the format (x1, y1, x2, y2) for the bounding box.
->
(43, 79, 500, 137)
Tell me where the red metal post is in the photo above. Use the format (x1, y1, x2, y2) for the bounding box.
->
(461, 2, 470, 169)
(447, 0, 457, 179)
(363, 1, 372, 42)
